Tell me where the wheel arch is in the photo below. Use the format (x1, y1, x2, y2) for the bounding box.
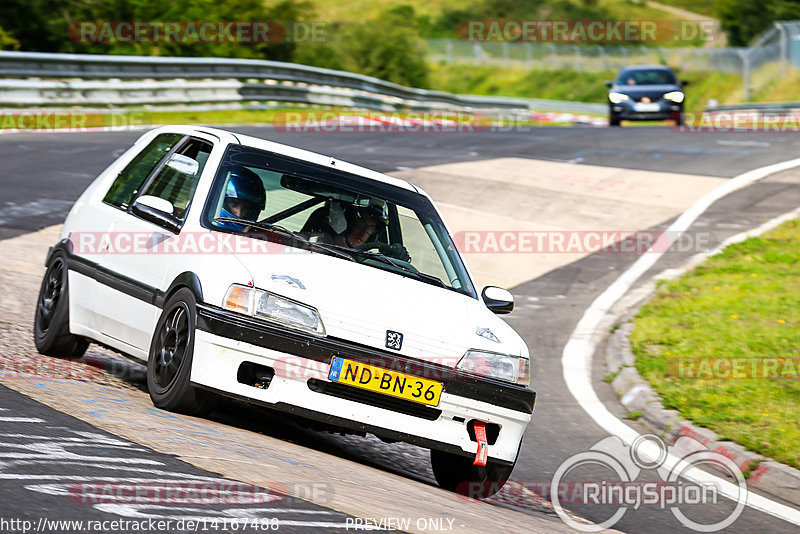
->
(45, 239, 71, 266)
(156, 272, 204, 309)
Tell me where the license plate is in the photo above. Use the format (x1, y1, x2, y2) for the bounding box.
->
(328, 356, 443, 407)
(634, 102, 660, 112)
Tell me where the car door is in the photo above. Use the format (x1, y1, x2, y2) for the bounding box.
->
(93, 135, 214, 356)
(68, 132, 185, 334)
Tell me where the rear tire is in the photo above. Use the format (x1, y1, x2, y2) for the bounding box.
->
(147, 288, 217, 416)
(33, 254, 89, 358)
(430, 448, 516, 498)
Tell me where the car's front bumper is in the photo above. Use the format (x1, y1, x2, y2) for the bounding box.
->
(190, 304, 535, 464)
(611, 101, 682, 121)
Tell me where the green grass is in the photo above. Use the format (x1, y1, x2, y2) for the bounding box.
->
(428, 64, 743, 108)
(429, 64, 619, 102)
(429, 61, 800, 109)
(631, 219, 800, 469)
(601, 0, 683, 20)
(750, 66, 800, 104)
(0, 106, 566, 131)
(134, 107, 312, 125)
(0, 107, 323, 130)
(650, 0, 717, 18)
(265, 0, 463, 21)
(270, 0, 683, 26)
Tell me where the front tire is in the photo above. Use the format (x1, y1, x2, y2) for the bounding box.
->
(147, 288, 217, 416)
(430, 449, 516, 498)
(609, 113, 621, 127)
(33, 254, 89, 358)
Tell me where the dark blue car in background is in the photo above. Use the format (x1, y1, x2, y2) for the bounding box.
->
(605, 65, 688, 126)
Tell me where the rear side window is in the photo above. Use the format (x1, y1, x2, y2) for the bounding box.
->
(103, 133, 184, 210)
(137, 139, 213, 220)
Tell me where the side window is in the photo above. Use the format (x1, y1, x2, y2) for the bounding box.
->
(103, 133, 184, 210)
(137, 138, 213, 220)
(397, 206, 450, 283)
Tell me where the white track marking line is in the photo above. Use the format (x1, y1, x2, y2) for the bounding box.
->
(562, 156, 800, 525)
(0, 417, 45, 423)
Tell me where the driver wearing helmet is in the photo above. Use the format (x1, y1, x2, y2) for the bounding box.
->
(217, 167, 266, 231)
(335, 204, 411, 262)
(334, 205, 382, 248)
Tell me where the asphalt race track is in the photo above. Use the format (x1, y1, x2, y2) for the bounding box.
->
(1, 125, 799, 533)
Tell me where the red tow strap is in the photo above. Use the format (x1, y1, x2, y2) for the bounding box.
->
(473, 421, 488, 466)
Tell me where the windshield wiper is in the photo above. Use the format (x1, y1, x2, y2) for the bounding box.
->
(213, 218, 443, 286)
(322, 242, 447, 288)
(215, 217, 296, 238)
(213, 217, 355, 262)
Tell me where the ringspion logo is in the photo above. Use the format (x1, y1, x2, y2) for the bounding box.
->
(549, 434, 746, 532)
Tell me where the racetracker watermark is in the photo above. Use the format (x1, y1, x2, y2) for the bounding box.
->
(0, 518, 281, 533)
(0, 111, 149, 133)
(453, 230, 717, 254)
(666, 357, 800, 380)
(674, 110, 800, 133)
(69, 232, 288, 255)
(272, 111, 502, 134)
(458, 20, 716, 43)
(69, 481, 285, 505)
(69, 21, 327, 44)
(0, 355, 103, 381)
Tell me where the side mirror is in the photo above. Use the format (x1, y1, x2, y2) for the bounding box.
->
(604, 81, 613, 88)
(681, 80, 690, 87)
(481, 286, 514, 315)
(165, 153, 200, 176)
(132, 195, 181, 233)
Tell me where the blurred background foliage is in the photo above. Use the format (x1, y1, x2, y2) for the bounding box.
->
(0, 0, 797, 92)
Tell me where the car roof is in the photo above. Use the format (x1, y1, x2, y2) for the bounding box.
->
(149, 125, 420, 194)
(618, 65, 675, 72)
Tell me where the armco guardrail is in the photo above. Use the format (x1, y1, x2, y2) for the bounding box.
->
(705, 102, 800, 112)
(0, 51, 606, 115)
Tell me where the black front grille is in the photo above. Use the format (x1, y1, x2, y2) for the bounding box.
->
(633, 93, 665, 102)
(307, 379, 442, 421)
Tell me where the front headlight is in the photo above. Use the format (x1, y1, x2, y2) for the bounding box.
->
(608, 92, 629, 104)
(223, 284, 325, 336)
(664, 91, 685, 103)
(457, 349, 531, 386)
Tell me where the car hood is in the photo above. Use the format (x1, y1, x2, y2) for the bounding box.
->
(611, 84, 681, 98)
(228, 247, 527, 365)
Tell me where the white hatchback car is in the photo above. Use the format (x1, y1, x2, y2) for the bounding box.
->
(34, 125, 535, 495)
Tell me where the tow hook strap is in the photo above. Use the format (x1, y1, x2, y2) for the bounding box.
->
(473, 421, 488, 466)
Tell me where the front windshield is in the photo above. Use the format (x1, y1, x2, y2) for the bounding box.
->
(203, 145, 476, 298)
(617, 69, 676, 86)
